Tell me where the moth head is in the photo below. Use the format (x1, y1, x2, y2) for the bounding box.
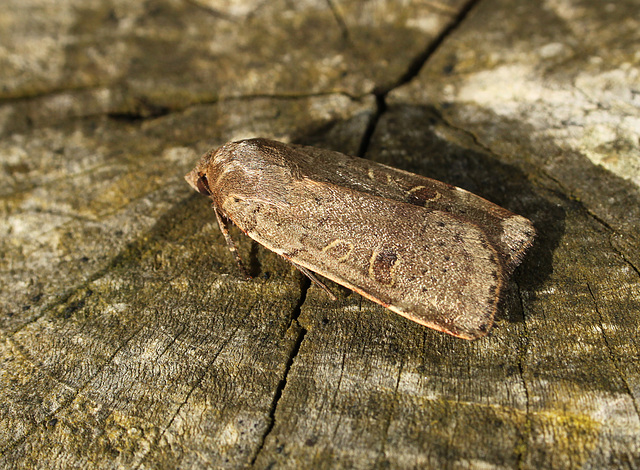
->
(195, 174, 212, 195)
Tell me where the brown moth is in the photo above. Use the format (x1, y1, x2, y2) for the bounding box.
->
(185, 138, 535, 339)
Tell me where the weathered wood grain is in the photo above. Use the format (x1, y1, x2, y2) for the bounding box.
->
(1, 0, 639, 468)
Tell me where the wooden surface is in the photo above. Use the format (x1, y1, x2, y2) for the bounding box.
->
(1, 0, 639, 468)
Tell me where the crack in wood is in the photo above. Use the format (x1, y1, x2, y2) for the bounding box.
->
(514, 282, 532, 469)
(541, 169, 640, 283)
(608, 239, 640, 281)
(330, 350, 348, 439)
(586, 282, 640, 422)
(375, 0, 482, 97)
(133, 320, 247, 469)
(377, 358, 404, 465)
(325, 0, 351, 43)
(249, 276, 311, 466)
(357, 0, 482, 158)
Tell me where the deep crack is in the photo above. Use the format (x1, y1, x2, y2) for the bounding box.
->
(375, 0, 481, 96)
(357, 0, 481, 158)
(357, 93, 386, 158)
(250, 274, 311, 466)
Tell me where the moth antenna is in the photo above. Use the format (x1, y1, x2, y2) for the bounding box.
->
(291, 262, 337, 301)
(214, 207, 251, 279)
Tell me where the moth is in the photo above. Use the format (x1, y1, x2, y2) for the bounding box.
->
(185, 138, 535, 339)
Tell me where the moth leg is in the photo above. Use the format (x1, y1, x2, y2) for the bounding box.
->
(291, 262, 337, 301)
(214, 207, 251, 279)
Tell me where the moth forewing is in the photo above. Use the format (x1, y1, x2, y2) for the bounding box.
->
(219, 179, 503, 339)
(185, 138, 535, 339)
(289, 143, 535, 274)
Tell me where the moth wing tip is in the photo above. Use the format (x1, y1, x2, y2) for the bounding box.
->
(440, 319, 493, 340)
(463, 323, 493, 340)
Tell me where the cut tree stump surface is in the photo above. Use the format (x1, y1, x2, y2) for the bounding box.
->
(1, 0, 639, 468)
